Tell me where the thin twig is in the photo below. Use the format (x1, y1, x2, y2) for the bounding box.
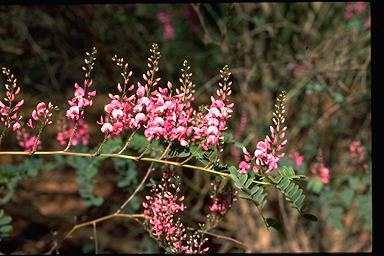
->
(92, 135, 108, 157)
(46, 213, 147, 254)
(93, 222, 98, 254)
(116, 163, 154, 214)
(203, 230, 247, 249)
(159, 142, 172, 160)
(63, 121, 78, 152)
(137, 142, 152, 159)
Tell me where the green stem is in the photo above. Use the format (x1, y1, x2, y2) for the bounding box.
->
(92, 135, 108, 157)
(117, 131, 136, 154)
(159, 142, 172, 160)
(0, 150, 270, 185)
(137, 141, 152, 159)
(63, 121, 78, 152)
(180, 145, 201, 165)
(0, 126, 6, 147)
(31, 124, 46, 154)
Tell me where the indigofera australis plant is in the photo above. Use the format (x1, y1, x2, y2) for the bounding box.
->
(0, 43, 317, 253)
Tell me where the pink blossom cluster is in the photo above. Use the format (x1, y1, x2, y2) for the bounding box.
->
(310, 155, 330, 184)
(100, 48, 233, 151)
(349, 140, 368, 172)
(345, 2, 366, 20)
(0, 68, 24, 132)
(288, 151, 304, 170)
(16, 129, 40, 151)
(18, 102, 57, 152)
(57, 118, 89, 146)
(238, 91, 287, 174)
(26, 102, 56, 129)
(192, 65, 234, 150)
(143, 174, 208, 254)
(344, 2, 370, 29)
(66, 80, 96, 121)
(157, 11, 175, 40)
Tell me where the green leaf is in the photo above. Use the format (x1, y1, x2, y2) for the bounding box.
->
(275, 176, 305, 213)
(329, 206, 344, 230)
(0, 225, 12, 233)
(167, 143, 191, 158)
(0, 216, 12, 225)
(92, 197, 104, 207)
(302, 213, 318, 222)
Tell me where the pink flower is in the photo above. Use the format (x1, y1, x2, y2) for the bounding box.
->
(238, 161, 249, 174)
(101, 123, 113, 134)
(135, 112, 147, 123)
(12, 122, 21, 131)
(66, 106, 80, 120)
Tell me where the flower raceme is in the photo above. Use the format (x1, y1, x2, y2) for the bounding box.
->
(66, 80, 96, 121)
(143, 173, 209, 254)
(238, 91, 287, 175)
(0, 68, 24, 133)
(99, 45, 233, 151)
(349, 140, 368, 172)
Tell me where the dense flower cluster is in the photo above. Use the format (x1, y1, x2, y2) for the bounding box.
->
(349, 140, 368, 172)
(310, 154, 330, 184)
(143, 173, 209, 254)
(238, 91, 287, 174)
(0, 68, 24, 132)
(100, 45, 233, 151)
(57, 118, 89, 146)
